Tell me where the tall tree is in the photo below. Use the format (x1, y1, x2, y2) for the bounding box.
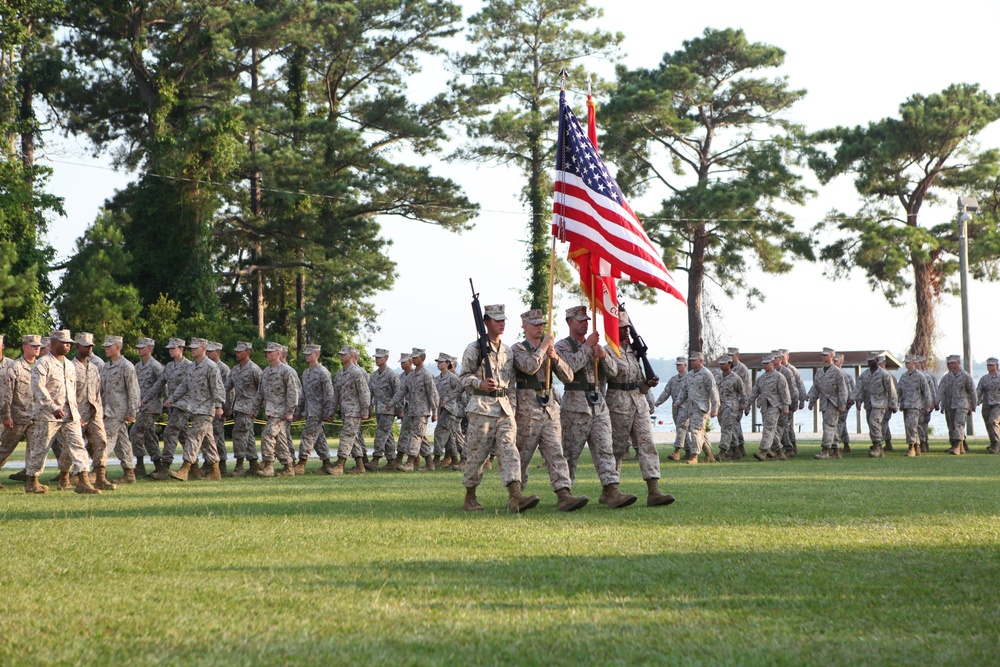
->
(452, 0, 623, 312)
(809, 83, 1000, 358)
(603, 27, 813, 353)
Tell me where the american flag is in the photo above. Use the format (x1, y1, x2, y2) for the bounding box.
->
(552, 91, 685, 304)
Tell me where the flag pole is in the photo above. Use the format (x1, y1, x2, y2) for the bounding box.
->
(547, 68, 569, 397)
(590, 269, 599, 385)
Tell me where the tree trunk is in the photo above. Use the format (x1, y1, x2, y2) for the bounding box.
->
(296, 246, 305, 352)
(687, 223, 706, 353)
(526, 128, 549, 312)
(909, 257, 937, 359)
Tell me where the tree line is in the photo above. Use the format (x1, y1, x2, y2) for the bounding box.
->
(2, 0, 999, 364)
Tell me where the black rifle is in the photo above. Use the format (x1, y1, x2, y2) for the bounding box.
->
(620, 303, 658, 384)
(470, 279, 494, 380)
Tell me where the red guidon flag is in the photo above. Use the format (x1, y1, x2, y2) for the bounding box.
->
(553, 90, 685, 306)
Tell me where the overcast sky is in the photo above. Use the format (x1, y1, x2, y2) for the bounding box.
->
(39, 0, 1000, 365)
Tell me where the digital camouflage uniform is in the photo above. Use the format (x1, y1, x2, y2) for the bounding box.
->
(298, 363, 334, 461)
(920, 365, 938, 451)
(368, 365, 400, 459)
(390, 365, 438, 457)
(854, 365, 898, 450)
(898, 366, 932, 449)
(938, 366, 976, 445)
(131, 355, 164, 462)
(254, 362, 300, 466)
(67, 355, 108, 469)
(100, 355, 140, 471)
(0, 355, 36, 468)
(679, 364, 719, 457)
(731, 358, 751, 449)
(332, 363, 370, 460)
(602, 342, 662, 480)
(168, 355, 225, 465)
(149, 355, 194, 466)
(977, 369, 1000, 453)
(512, 339, 575, 491)
(459, 339, 521, 489)
(25, 352, 91, 476)
(212, 356, 232, 464)
(434, 366, 465, 460)
(716, 371, 748, 454)
(807, 363, 848, 451)
(776, 363, 799, 453)
(748, 368, 790, 454)
(838, 368, 856, 448)
(226, 357, 262, 461)
(554, 336, 620, 486)
(654, 369, 694, 451)
(784, 358, 807, 448)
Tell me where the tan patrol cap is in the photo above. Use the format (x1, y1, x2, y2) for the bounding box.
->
(234, 341, 252, 353)
(22, 335, 41, 346)
(398, 352, 412, 363)
(565, 305, 589, 321)
(102, 335, 123, 347)
(339, 345, 357, 356)
(374, 348, 389, 358)
(40, 336, 50, 347)
(688, 351, 704, 361)
(520, 309, 545, 325)
(946, 354, 961, 363)
(137, 337, 155, 349)
(905, 354, 919, 363)
(74, 332, 95, 347)
(675, 356, 687, 365)
(411, 347, 425, 357)
(166, 337, 186, 349)
(484, 304, 506, 320)
(264, 341, 283, 353)
(717, 355, 732, 365)
(50, 330, 73, 344)
(435, 352, 450, 363)
(304, 344, 322, 355)
(727, 347, 740, 355)
(206, 341, 223, 352)
(618, 311, 630, 327)
(188, 337, 208, 349)
(987, 357, 999, 366)
(821, 347, 835, 356)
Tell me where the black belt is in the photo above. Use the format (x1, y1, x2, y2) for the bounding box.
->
(474, 388, 508, 397)
(607, 381, 639, 391)
(515, 380, 545, 391)
(564, 382, 596, 392)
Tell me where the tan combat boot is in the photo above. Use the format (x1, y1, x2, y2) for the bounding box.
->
(600, 483, 637, 509)
(364, 457, 381, 472)
(276, 461, 295, 477)
(814, 448, 831, 460)
(256, 461, 275, 477)
(294, 458, 308, 475)
(946, 440, 961, 455)
(555, 487, 589, 512)
(24, 474, 49, 494)
(506, 481, 540, 513)
(170, 462, 193, 481)
(683, 451, 699, 465)
(119, 467, 137, 484)
(868, 446, 884, 458)
(397, 455, 419, 473)
(327, 457, 347, 475)
(380, 455, 398, 471)
(843, 443, 852, 454)
(219, 460, 227, 475)
(775, 450, 788, 461)
(93, 465, 118, 491)
(188, 463, 203, 480)
(135, 457, 147, 478)
(667, 448, 682, 461)
(905, 445, 917, 457)
(347, 457, 366, 474)
(753, 450, 768, 462)
(151, 461, 172, 481)
(645, 479, 675, 507)
(74, 470, 102, 495)
(201, 462, 222, 480)
(422, 456, 435, 472)
(247, 459, 261, 476)
(56, 470, 73, 491)
(320, 458, 336, 475)
(232, 458, 246, 476)
(439, 456, 453, 468)
(463, 486, 484, 512)
(704, 450, 716, 463)
(831, 448, 843, 459)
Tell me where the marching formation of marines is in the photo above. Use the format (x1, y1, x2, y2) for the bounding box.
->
(0, 319, 994, 510)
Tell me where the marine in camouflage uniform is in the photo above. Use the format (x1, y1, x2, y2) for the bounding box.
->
(779, 349, 807, 454)
(748, 355, 790, 460)
(100, 336, 140, 483)
(252, 341, 300, 477)
(130, 338, 163, 475)
(458, 304, 542, 514)
(148, 338, 194, 479)
(206, 342, 232, 470)
(654, 357, 694, 460)
(602, 311, 674, 505)
(918, 356, 937, 452)
(728, 347, 751, 455)
(226, 341, 262, 475)
(389, 348, 438, 472)
(555, 306, 637, 509)
(328, 345, 371, 474)
(389, 353, 413, 466)
(772, 351, 800, 456)
(295, 344, 334, 474)
(164, 337, 225, 480)
(853, 352, 898, 457)
(23, 330, 103, 494)
(0, 335, 42, 488)
(879, 357, 898, 451)
(433, 353, 465, 467)
(977, 357, 1000, 454)
(807, 348, 849, 459)
(938, 354, 977, 455)
(510, 309, 589, 511)
(834, 354, 855, 452)
(66, 333, 116, 490)
(368, 348, 399, 469)
(679, 351, 719, 464)
(715, 355, 748, 460)
(897, 354, 933, 457)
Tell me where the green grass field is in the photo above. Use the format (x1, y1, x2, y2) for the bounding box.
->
(2, 439, 999, 666)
